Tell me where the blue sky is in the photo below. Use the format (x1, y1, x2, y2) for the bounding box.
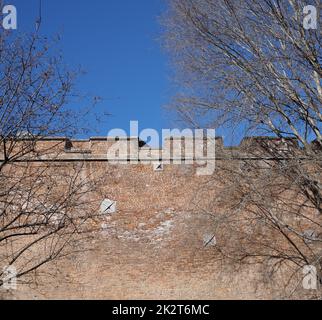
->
(8, 0, 176, 139)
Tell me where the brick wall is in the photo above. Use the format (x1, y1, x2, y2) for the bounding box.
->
(1, 136, 313, 299)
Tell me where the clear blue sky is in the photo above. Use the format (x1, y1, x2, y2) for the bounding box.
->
(10, 0, 175, 138)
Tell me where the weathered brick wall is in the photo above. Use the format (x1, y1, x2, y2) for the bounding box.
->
(1, 136, 312, 299)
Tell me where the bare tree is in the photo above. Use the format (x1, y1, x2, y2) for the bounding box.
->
(0, 28, 102, 291)
(162, 0, 321, 298)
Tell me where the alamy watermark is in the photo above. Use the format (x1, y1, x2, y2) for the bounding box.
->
(1, 266, 17, 290)
(302, 265, 320, 290)
(106, 121, 216, 176)
(303, 4, 319, 30)
(1, 4, 17, 30)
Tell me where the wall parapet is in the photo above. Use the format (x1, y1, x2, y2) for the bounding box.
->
(0, 136, 318, 163)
